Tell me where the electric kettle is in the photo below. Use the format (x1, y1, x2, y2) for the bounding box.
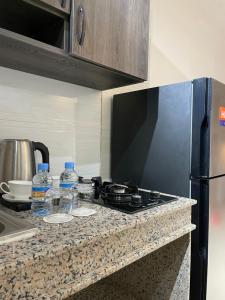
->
(0, 139, 49, 185)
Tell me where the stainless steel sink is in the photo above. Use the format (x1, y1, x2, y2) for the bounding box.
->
(0, 210, 37, 245)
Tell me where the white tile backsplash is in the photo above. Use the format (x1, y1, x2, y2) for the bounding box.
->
(0, 67, 101, 178)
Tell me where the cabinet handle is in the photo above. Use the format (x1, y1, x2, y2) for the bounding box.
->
(76, 5, 86, 46)
(61, 0, 66, 8)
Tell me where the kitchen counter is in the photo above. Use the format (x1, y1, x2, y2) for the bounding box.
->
(0, 196, 196, 300)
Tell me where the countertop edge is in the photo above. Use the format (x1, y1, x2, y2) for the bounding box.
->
(49, 223, 196, 299)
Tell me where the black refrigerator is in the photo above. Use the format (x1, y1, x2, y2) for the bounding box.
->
(111, 78, 225, 300)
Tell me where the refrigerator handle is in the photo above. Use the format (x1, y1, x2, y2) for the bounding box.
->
(200, 180, 209, 254)
(191, 78, 210, 179)
(190, 173, 225, 181)
(191, 177, 209, 252)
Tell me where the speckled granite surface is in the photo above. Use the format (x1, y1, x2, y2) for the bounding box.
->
(0, 197, 196, 300)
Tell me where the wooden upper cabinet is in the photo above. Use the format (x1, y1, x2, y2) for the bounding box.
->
(70, 0, 150, 80)
(36, 0, 71, 14)
(0, 0, 149, 90)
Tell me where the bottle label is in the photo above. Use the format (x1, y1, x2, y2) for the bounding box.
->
(60, 182, 76, 189)
(32, 186, 50, 199)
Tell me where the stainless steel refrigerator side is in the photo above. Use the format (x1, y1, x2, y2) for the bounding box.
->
(209, 79, 225, 177)
(207, 176, 225, 299)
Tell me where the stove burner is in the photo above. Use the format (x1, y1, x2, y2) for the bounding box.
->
(130, 194, 142, 207)
(110, 184, 127, 194)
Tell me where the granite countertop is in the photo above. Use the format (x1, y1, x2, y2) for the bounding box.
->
(0, 196, 196, 300)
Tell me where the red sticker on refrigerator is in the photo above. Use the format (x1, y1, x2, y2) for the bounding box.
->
(219, 106, 225, 126)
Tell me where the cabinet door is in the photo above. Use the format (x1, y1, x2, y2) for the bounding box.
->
(37, 0, 71, 14)
(70, 0, 149, 80)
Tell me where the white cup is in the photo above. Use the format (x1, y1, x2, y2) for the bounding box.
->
(0, 180, 32, 199)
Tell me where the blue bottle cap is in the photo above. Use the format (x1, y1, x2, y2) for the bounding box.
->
(65, 162, 75, 169)
(38, 163, 49, 171)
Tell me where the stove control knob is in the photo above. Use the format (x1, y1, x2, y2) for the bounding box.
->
(131, 194, 142, 206)
(149, 191, 160, 199)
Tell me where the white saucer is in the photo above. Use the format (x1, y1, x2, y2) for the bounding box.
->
(2, 193, 32, 203)
(43, 213, 74, 224)
(70, 207, 97, 217)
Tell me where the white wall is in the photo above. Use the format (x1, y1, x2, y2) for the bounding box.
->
(149, 0, 225, 86)
(101, 0, 225, 179)
(0, 67, 101, 178)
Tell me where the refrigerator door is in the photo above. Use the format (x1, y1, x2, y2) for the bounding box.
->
(209, 79, 225, 177)
(111, 81, 193, 197)
(207, 176, 225, 299)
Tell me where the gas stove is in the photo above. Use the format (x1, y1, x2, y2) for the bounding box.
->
(91, 180, 178, 214)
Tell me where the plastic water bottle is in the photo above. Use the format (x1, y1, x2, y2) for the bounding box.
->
(31, 163, 53, 217)
(58, 190, 76, 214)
(60, 162, 78, 190)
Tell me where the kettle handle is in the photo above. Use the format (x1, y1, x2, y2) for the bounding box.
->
(32, 142, 50, 166)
